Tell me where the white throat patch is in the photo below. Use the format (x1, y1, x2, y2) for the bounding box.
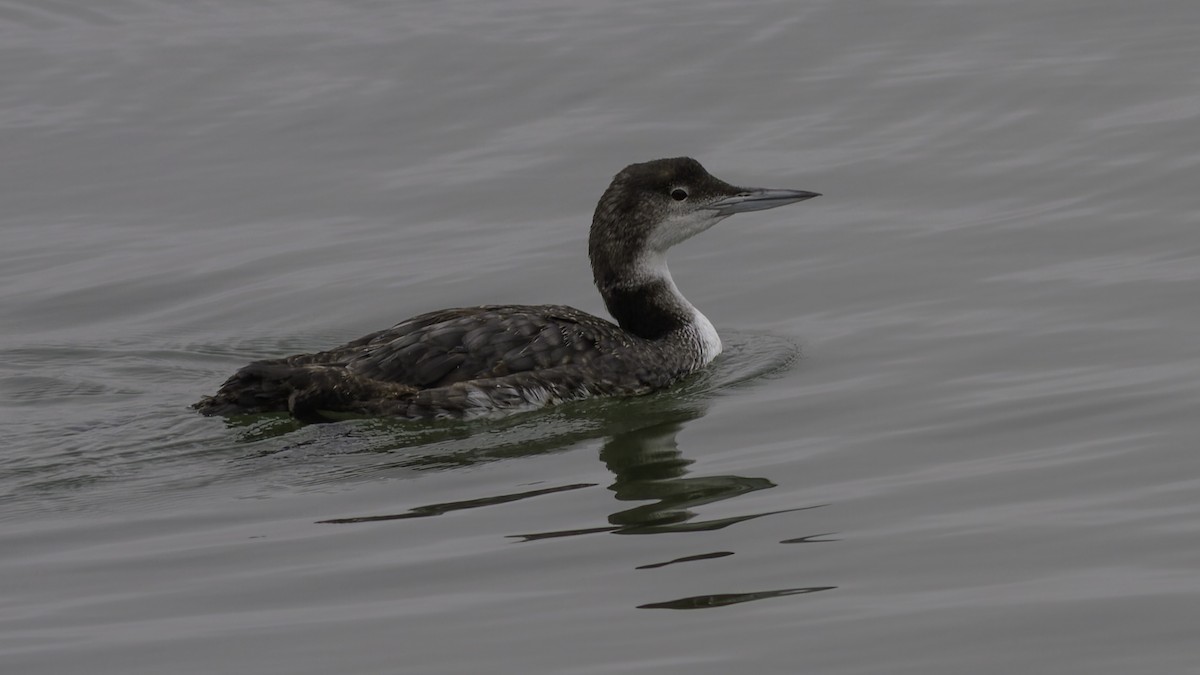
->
(633, 253, 723, 364)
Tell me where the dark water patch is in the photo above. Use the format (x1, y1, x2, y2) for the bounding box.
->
(636, 551, 735, 570)
(507, 525, 621, 541)
(316, 482, 595, 523)
(781, 533, 840, 544)
(509, 507, 821, 542)
(638, 586, 837, 610)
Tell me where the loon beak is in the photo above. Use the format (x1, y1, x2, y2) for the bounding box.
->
(706, 188, 821, 216)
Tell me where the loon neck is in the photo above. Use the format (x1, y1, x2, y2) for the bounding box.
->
(596, 253, 722, 360)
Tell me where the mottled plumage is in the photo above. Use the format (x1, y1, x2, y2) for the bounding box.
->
(195, 157, 818, 421)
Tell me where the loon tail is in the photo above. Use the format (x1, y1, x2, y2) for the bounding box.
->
(193, 361, 418, 423)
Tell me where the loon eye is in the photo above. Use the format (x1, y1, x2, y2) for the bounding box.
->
(671, 188, 688, 201)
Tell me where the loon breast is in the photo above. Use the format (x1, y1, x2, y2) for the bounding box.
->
(194, 157, 819, 421)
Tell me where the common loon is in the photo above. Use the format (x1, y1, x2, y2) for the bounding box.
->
(195, 157, 819, 421)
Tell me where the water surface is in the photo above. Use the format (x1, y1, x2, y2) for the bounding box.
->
(2, 1, 1199, 673)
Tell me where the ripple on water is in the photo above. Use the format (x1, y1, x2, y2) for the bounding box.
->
(0, 375, 118, 403)
(0, 332, 800, 515)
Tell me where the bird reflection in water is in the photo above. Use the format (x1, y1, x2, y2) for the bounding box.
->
(316, 401, 822, 539)
(314, 394, 836, 609)
(511, 410, 822, 540)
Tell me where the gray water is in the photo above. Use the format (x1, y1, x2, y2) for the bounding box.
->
(2, 1, 1199, 673)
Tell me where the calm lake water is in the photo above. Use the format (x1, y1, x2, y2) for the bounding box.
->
(2, 1, 1199, 673)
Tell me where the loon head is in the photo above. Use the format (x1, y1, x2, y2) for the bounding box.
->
(589, 157, 820, 288)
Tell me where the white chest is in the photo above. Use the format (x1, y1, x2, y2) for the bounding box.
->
(691, 308, 723, 365)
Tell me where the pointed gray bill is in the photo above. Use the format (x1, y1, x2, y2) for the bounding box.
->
(706, 188, 821, 216)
